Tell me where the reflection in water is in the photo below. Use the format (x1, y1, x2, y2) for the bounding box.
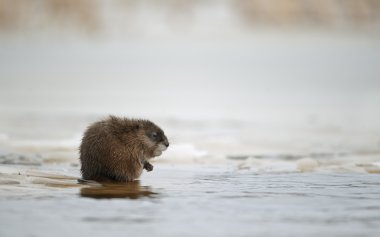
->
(79, 180, 158, 199)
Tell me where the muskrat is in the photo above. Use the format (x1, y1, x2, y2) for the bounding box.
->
(79, 116, 169, 182)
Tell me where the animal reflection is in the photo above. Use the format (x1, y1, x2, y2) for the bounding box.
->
(79, 180, 158, 199)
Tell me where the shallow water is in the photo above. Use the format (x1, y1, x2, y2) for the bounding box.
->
(0, 164, 379, 237)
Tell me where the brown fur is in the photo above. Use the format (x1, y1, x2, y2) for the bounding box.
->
(79, 116, 169, 182)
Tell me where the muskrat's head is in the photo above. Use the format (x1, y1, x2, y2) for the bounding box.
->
(108, 116, 169, 157)
(138, 120, 169, 157)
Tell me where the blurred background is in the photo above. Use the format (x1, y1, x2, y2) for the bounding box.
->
(0, 0, 380, 167)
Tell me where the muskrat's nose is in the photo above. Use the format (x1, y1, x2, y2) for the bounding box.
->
(164, 141, 169, 147)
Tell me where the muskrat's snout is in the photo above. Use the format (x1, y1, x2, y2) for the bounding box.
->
(163, 138, 169, 147)
(155, 132, 169, 149)
(159, 136, 169, 151)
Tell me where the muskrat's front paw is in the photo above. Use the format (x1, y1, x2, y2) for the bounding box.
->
(144, 162, 154, 172)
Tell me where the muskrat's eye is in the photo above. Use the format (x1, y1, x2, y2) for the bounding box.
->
(151, 132, 158, 139)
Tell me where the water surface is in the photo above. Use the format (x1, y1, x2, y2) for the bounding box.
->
(0, 164, 379, 237)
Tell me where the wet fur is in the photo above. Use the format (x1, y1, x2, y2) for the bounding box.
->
(80, 116, 169, 182)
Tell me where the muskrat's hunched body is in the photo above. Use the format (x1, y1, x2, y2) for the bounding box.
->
(79, 116, 169, 182)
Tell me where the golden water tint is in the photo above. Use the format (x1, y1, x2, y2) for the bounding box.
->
(79, 180, 158, 199)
